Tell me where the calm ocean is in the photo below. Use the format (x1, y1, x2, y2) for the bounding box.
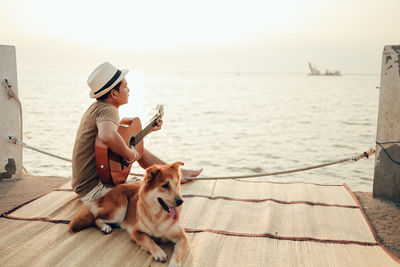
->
(18, 70, 380, 191)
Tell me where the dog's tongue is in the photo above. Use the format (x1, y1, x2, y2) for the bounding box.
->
(169, 207, 178, 220)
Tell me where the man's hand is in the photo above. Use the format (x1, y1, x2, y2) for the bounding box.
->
(127, 147, 140, 163)
(152, 119, 163, 132)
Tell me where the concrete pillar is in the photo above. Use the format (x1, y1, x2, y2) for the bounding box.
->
(0, 45, 22, 180)
(373, 45, 400, 201)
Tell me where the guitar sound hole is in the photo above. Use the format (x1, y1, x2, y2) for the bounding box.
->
(129, 136, 136, 148)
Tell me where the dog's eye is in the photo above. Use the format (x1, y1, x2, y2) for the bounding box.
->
(162, 183, 169, 189)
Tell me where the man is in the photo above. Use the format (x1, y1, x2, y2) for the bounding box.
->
(72, 62, 202, 202)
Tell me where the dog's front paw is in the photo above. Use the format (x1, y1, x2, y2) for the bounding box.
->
(101, 224, 112, 234)
(152, 248, 168, 262)
(168, 259, 181, 267)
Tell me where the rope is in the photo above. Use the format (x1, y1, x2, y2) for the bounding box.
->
(376, 141, 400, 165)
(3, 79, 29, 173)
(8, 136, 375, 180)
(2, 79, 23, 141)
(183, 148, 375, 180)
(8, 136, 72, 163)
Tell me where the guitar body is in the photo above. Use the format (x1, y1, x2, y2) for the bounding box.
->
(95, 117, 144, 186)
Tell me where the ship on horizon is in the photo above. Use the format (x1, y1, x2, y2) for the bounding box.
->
(308, 62, 341, 76)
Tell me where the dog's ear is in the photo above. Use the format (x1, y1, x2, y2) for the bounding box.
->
(170, 161, 184, 171)
(145, 164, 161, 184)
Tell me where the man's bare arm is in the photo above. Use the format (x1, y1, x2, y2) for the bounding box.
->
(97, 121, 138, 161)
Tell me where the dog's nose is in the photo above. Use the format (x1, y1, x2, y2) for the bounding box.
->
(176, 198, 184, 206)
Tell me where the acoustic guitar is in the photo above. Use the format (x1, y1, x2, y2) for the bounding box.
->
(95, 105, 164, 186)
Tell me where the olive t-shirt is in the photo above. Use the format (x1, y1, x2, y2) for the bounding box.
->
(72, 101, 119, 197)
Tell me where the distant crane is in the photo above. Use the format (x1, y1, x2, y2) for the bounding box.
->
(308, 62, 321, 75)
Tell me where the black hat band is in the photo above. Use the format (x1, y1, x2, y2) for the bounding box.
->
(94, 70, 121, 95)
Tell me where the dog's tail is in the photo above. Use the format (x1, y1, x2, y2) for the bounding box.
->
(69, 204, 94, 233)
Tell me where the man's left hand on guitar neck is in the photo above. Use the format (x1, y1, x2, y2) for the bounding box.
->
(152, 119, 163, 132)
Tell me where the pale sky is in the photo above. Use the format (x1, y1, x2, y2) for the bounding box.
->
(1, 0, 399, 73)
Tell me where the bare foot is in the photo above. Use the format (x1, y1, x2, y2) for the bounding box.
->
(181, 168, 203, 184)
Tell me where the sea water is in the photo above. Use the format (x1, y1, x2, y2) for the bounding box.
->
(18, 70, 380, 191)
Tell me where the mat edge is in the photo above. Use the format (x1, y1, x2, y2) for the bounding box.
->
(343, 183, 400, 264)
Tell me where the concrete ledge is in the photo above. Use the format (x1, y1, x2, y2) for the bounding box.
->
(373, 45, 400, 201)
(0, 45, 22, 179)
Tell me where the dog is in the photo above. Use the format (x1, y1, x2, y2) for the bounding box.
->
(69, 161, 188, 267)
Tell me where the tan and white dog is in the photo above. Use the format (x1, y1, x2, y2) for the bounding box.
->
(69, 162, 188, 267)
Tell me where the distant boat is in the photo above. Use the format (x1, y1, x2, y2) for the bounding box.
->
(236, 68, 241, 76)
(308, 62, 341, 76)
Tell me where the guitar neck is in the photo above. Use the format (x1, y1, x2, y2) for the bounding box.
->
(131, 116, 159, 147)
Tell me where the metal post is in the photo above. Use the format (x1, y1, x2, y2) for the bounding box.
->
(0, 45, 22, 180)
(373, 45, 400, 201)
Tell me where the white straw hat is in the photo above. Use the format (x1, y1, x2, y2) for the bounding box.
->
(87, 62, 129, 98)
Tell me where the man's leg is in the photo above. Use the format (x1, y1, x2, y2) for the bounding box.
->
(80, 182, 112, 202)
(138, 148, 202, 182)
(137, 148, 166, 168)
